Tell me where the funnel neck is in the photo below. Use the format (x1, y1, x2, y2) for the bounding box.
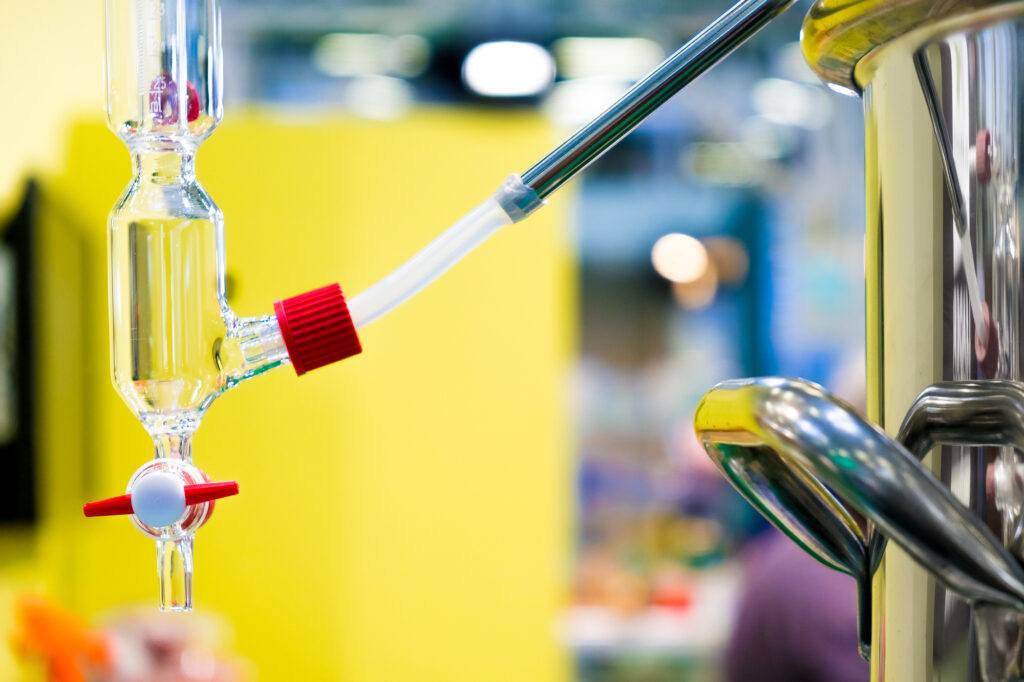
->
(152, 431, 193, 463)
(129, 143, 198, 186)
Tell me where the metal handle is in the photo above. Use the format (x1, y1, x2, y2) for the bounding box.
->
(867, 381, 1024, 571)
(898, 381, 1024, 454)
(708, 430, 873, 657)
(695, 378, 1024, 621)
(714, 440, 867, 576)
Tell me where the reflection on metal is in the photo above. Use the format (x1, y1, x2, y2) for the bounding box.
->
(856, 8, 1024, 678)
(914, 49, 989, 351)
(862, 382, 1024, 574)
(521, 0, 794, 199)
(893, 382, 1024, 680)
(695, 378, 1024, 669)
(801, 0, 1017, 90)
(897, 382, 1024, 457)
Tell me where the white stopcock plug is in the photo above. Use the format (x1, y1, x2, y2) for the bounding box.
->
(130, 471, 188, 528)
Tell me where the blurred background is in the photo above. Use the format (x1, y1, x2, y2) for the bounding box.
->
(0, 0, 865, 679)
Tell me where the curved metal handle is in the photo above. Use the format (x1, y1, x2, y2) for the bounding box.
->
(709, 434, 873, 657)
(695, 377, 1024, 617)
(714, 440, 867, 576)
(899, 381, 1024, 455)
(866, 381, 1024, 571)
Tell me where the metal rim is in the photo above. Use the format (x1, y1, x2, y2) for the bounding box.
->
(801, 0, 1021, 91)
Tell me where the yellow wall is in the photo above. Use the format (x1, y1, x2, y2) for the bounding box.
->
(29, 110, 575, 681)
(0, 0, 103, 214)
(4, 4, 574, 678)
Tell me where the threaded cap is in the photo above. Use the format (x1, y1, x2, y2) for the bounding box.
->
(274, 283, 362, 375)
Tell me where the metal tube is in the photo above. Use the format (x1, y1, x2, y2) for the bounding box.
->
(521, 0, 795, 199)
(695, 377, 1024, 612)
(864, 381, 1024, 576)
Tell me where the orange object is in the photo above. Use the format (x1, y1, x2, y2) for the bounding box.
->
(11, 595, 113, 682)
(650, 587, 694, 610)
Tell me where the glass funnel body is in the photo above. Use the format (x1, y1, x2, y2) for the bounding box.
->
(104, 0, 285, 611)
(108, 148, 235, 433)
(106, 0, 286, 433)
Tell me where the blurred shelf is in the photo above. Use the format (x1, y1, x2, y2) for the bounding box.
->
(561, 564, 740, 658)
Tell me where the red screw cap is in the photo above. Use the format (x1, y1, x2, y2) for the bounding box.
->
(274, 283, 362, 375)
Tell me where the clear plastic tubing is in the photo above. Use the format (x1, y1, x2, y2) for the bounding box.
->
(347, 0, 793, 329)
(348, 177, 539, 327)
(347, 199, 511, 328)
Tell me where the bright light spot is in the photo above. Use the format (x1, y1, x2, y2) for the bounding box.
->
(543, 78, 629, 127)
(673, 264, 718, 310)
(553, 37, 664, 81)
(684, 142, 762, 187)
(651, 234, 709, 284)
(778, 42, 820, 84)
(826, 82, 859, 97)
(462, 42, 555, 98)
(751, 78, 832, 129)
(313, 33, 430, 78)
(344, 76, 413, 120)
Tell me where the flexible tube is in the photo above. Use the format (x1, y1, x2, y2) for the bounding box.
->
(347, 174, 541, 328)
(347, 198, 512, 328)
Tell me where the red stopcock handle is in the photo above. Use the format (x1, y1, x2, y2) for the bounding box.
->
(83, 481, 239, 518)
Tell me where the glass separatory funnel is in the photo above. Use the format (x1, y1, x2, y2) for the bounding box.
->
(90, 0, 362, 611)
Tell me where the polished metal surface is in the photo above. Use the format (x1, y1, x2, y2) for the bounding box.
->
(695, 378, 1024, 678)
(695, 378, 872, 655)
(801, 0, 1020, 91)
(858, 8, 1024, 679)
(865, 382, 1024, 574)
(520, 0, 793, 199)
(898, 382, 1024, 456)
(695, 377, 1024, 605)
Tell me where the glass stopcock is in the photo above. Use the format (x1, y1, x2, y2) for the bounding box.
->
(84, 459, 239, 611)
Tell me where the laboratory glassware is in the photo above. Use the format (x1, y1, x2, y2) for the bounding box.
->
(89, 0, 793, 611)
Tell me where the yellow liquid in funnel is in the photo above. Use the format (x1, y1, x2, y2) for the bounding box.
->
(109, 216, 228, 423)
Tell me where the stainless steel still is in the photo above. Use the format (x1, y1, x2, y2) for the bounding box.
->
(693, 1, 1024, 680)
(856, 4, 1024, 679)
